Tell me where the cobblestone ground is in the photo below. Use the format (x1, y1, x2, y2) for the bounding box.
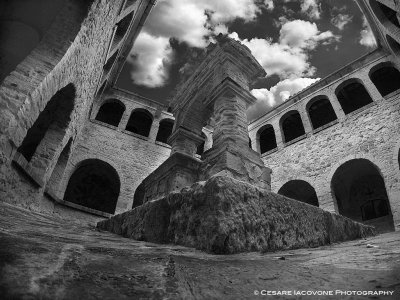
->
(0, 202, 399, 299)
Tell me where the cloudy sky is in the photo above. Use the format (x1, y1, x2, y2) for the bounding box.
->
(116, 0, 377, 121)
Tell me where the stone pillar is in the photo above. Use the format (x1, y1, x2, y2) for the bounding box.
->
(148, 118, 160, 142)
(272, 121, 284, 149)
(299, 109, 313, 134)
(212, 94, 249, 149)
(168, 127, 204, 157)
(327, 88, 346, 121)
(118, 108, 131, 130)
(201, 79, 271, 190)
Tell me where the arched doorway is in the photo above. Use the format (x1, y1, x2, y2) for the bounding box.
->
(125, 109, 153, 137)
(331, 159, 394, 232)
(257, 124, 277, 154)
(64, 159, 120, 214)
(95, 100, 125, 127)
(278, 180, 319, 207)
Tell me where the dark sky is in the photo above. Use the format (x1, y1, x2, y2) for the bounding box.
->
(116, 0, 376, 118)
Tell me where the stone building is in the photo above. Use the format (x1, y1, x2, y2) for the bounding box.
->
(0, 0, 400, 233)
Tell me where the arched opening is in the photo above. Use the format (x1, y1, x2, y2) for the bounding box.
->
(331, 159, 394, 233)
(258, 125, 277, 154)
(95, 100, 125, 127)
(125, 109, 153, 137)
(132, 182, 145, 209)
(369, 63, 400, 97)
(280, 110, 305, 143)
(370, 0, 400, 29)
(278, 180, 319, 207)
(387, 34, 400, 54)
(196, 132, 207, 156)
(249, 137, 252, 149)
(111, 11, 134, 49)
(18, 84, 76, 161)
(47, 138, 73, 194)
(335, 80, 373, 114)
(307, 96, 337, 130)
(64, 159, 120, 214)
(0, 0, 65, 82)
(156, 119, 174, 144)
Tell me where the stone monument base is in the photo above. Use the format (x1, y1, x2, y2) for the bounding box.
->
(97, 176, 375, 254)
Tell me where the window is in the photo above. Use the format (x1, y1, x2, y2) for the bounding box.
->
(370, 63, 400, 96)
(258, 125, 277, 154)
(95, 100, 125, 127)
(280, 111, 305, 143)
(307, 96, 337, 130)
(156, 119, 174, 144)
(335, 80, 373, 114)
(125, 109, 153, 137)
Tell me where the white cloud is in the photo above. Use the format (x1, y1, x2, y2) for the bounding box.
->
(359, 16, 377, 48)
(300, 0, 322, 20)
(230, 20, 338, 79)
(128, 0, 266, 87)
(248, 77, 320, 120)
(127, 32, 173, 87)
(264, 0, 274, 11)
(331, 13, 353, 31)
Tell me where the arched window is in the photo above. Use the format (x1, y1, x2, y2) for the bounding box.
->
(335, 80, 373, 114)
(280, 110, 305, 143)
(111, 11, 134, 49)
(278, 180, 319, 207)
(370, 0, 400, 29)
(369, 63, 400, 97)
(331, 159, 394, 233)
(18, 84, 76, 161)
(95, 100, 125, 127)
(307, 96, 337, 130)
(125, 109, 153, 137)
(196, 132, 207, 156)
(64, 159, 120, 214)
(156, 119, 174, 144)
(387, 34, 400, 54)
(257, 125, 277, 154)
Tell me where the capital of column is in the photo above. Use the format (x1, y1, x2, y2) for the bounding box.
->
(168, 127, 205, 157)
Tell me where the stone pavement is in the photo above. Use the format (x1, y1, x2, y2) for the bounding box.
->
(0, 202, 399, 299)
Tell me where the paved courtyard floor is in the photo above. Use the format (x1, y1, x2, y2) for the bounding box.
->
(0, 202, 399, 299)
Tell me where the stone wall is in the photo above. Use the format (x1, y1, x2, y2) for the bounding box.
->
(57, 88, 173, 213)
(248, 50, 400, 227)
(0, 0, 151, 219)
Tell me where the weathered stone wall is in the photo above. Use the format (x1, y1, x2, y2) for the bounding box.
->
(58, 88, 173, 213)
(248, 50, 400, 226)
(0, 0, 149, 219)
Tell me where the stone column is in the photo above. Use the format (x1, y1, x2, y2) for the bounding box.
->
(148, 118, 160, 142)
(212, 94, 249, 149)
(326, 88, 346, 121)
(168, 127, 204, 157)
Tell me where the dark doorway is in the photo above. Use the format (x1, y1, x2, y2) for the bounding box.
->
(95, 100, 125, 127)
(278, 180, 319, 207)
(64, 159, 120, 214)
(331, 159, 394, 233)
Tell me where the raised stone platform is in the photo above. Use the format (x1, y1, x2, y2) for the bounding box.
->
(97, 176, 375, 254)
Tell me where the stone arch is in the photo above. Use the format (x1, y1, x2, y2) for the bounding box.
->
(156, 118, 174, 144)
(95, 99, 125, 127)
(0, 0, 93, 84)
(125, 108, 154, 137)
(257, 124, 277, 154)
(278, 179, 319, 207)
(369, 61, 400, 97)
(306, 96, 337, 130)
(335, 78, 373, 114)
(64, 159, 120, 214)
(330, 157, 394, 232)
(369, 0, 400, 29)
(17, 83, 76, 162)
(279, 110, 305, 143)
